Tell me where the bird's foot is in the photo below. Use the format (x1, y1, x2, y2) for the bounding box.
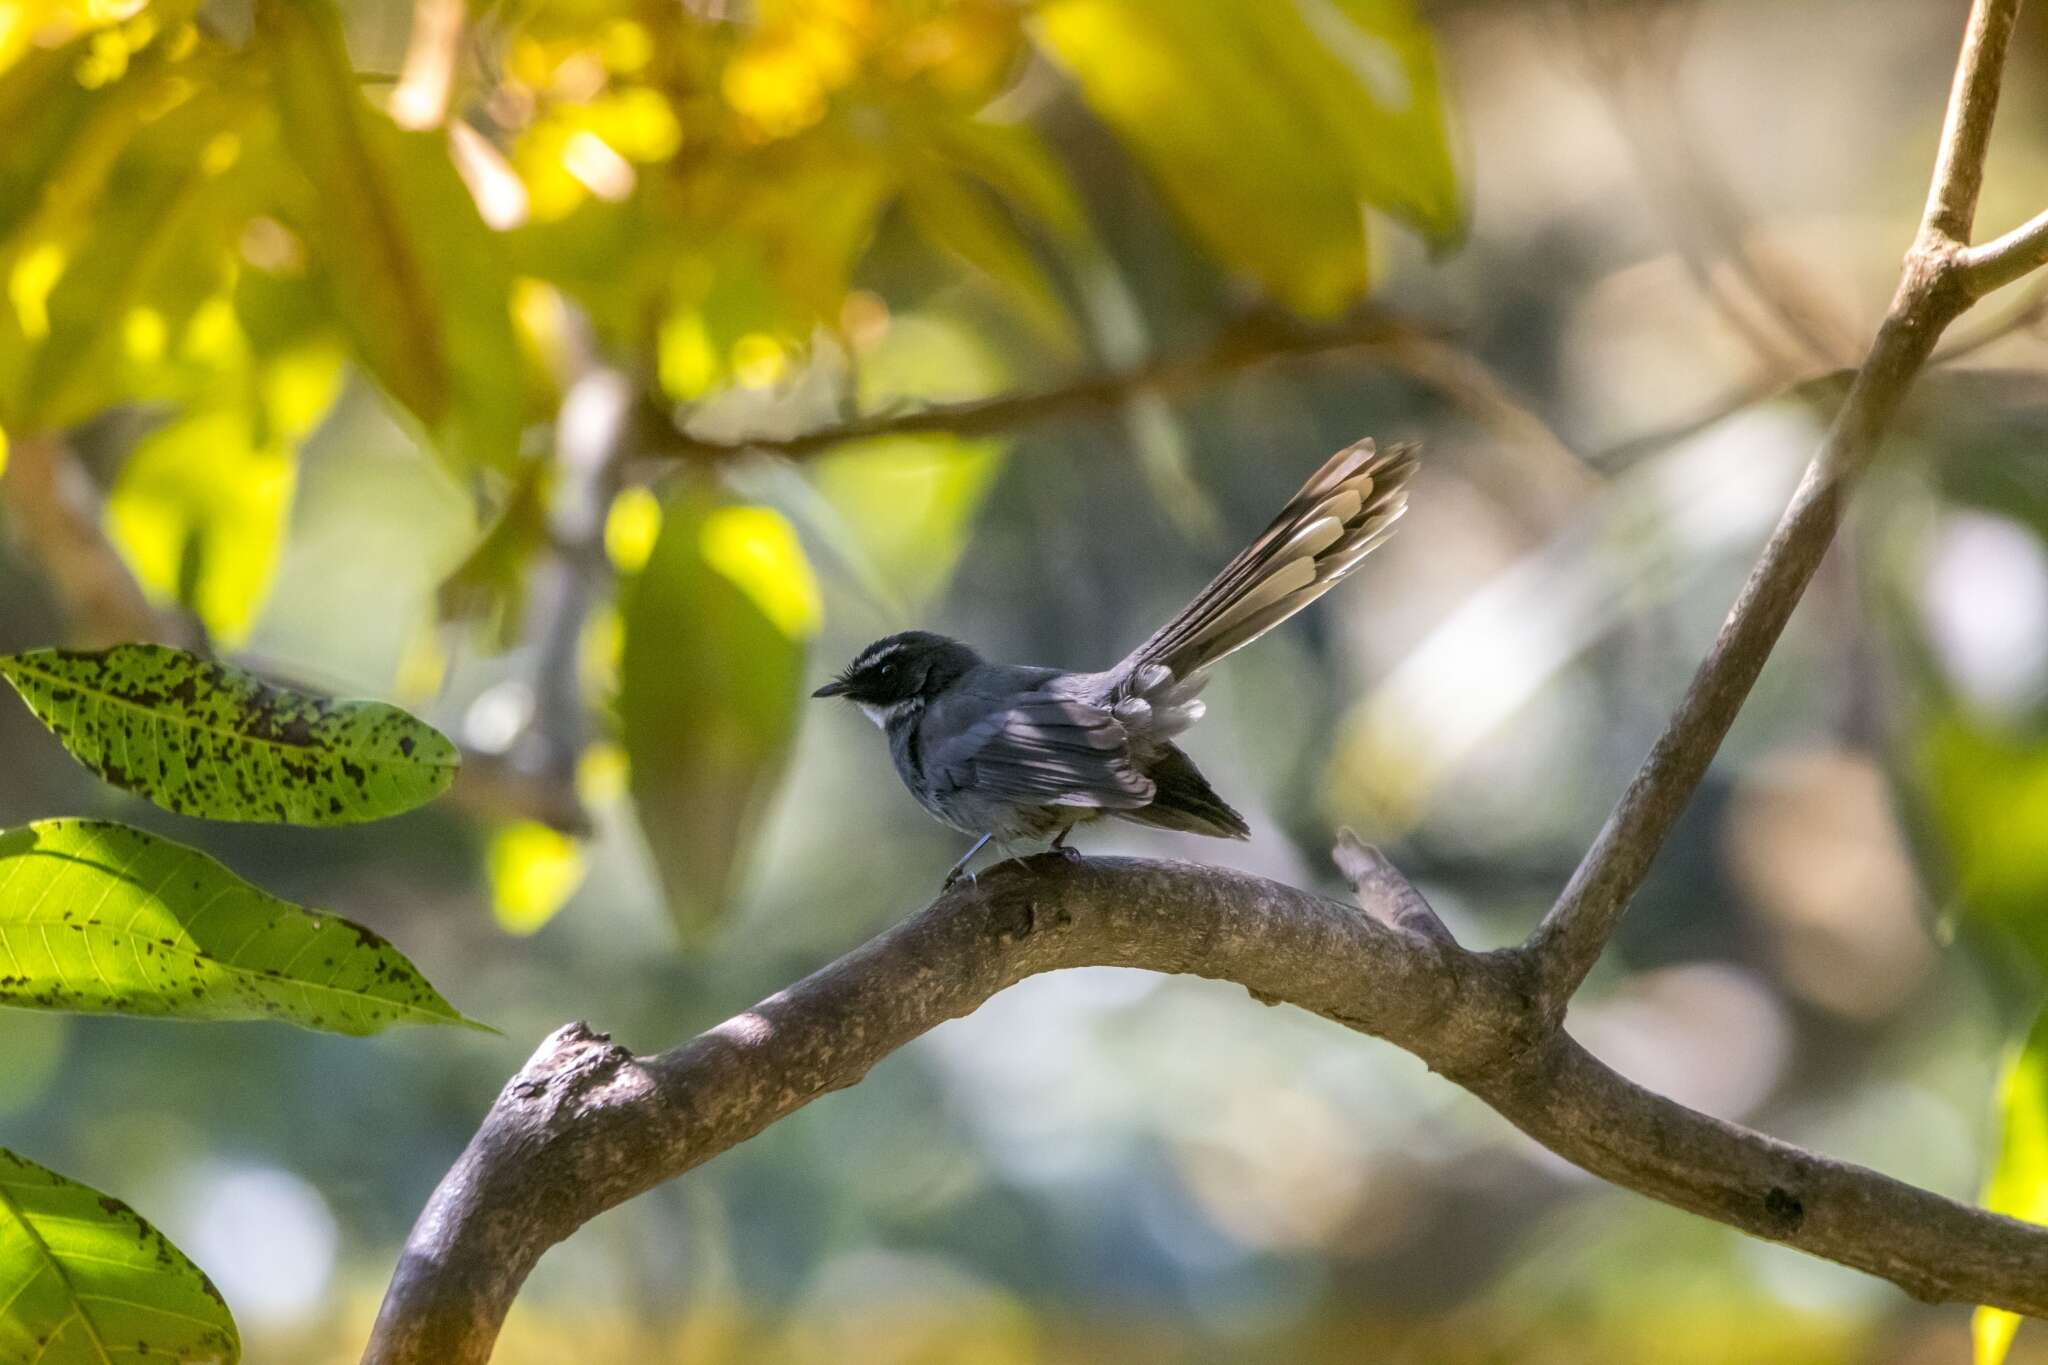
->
(942, 833, 995, 891)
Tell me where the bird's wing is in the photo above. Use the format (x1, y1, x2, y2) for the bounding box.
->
(927, 694, 1154, 809)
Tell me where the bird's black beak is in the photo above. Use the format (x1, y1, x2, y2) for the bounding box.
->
(811, 679, 850, 698)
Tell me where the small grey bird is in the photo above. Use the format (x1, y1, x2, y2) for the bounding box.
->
(814, 438, 1418, 886)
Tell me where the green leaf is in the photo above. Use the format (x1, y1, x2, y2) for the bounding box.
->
(1975, 1007, 2048, 1365)
(1914, 716, 2048, 967)
(619, 490, 817, 941)
(1033, 0, 1460, 315)
(105, 344, 344, 647)
(258, 0, 523, 476)
(0, 644, 459, 825)
(812, 435, 1005, 608)
(0, 819, 480, 1033)
(1, 43, 256, 432)
(486, 819, 587, 937)
(899, 164, 1073, 344)
(435, 458, 551, 653)
(0, 1146, 239, 1365)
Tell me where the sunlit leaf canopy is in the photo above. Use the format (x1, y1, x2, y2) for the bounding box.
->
(0, 0, 1455, 453)
(0, 0, 1460, 934)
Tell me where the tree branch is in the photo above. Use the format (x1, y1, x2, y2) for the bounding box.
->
(642, 313, 1416, 462)
(362, 853, 2048, 1364)
(642, 311, 1597, 503)
(365, 6, 2048, 1359)
(1963, 206, 2048, 298)
(1524, 0, 2025, 1010)
(0, 434, 196, 650)
(1920, 0, 2020, 244)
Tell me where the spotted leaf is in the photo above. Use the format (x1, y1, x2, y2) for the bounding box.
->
(0, 1146, 239, 1364)
(0, 644, 458, 824)
(0, 820, 482, 1034)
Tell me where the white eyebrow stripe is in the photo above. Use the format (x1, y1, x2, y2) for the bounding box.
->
(851, 641, 909, 670)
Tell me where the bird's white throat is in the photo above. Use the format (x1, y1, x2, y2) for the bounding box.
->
(858, 697, 923, 730)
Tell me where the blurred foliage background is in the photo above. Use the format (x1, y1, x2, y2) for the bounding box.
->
(2, 0, 2048, 1360)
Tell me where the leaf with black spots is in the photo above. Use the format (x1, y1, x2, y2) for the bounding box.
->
(0, 644, 458, 825)
(0, 820, 484, 1034)
(0, 1147, 240, 1364)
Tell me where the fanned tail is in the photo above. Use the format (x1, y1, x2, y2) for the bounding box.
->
(1122, 438, 1418, 686)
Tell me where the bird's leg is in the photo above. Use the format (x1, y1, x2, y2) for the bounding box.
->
(942, 833, 994, 889)
(1049, 827, 1084, 865)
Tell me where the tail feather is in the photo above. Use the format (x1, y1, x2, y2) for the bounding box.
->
(1123, 438, 1417, 684)
(1116, 742, 1249, 839)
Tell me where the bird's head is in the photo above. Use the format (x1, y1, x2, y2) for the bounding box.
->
(813, 631, 979, 724)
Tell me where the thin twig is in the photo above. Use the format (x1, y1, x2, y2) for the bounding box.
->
(643, 312, 1600, 505)
(1963, 205, 2048, 297)
(644, 313, 1416, 461)
(1526, 0, 2025, 1011)
(1565, 0, 1860, 373)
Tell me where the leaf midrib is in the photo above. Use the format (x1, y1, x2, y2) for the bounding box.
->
(0, 1169, 114, 1365)
(0, 909, 457, 1028)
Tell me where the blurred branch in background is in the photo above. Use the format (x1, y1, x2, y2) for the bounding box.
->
(364, 849, 2048, 1365)
(1590, 273, 2048, 475)
(0, 433, 196, 650)
(1531, 0, 2027, 1006)
(1564, 0, 1862, 376)
(388, 0, 463, 131)
(646, 309, 1599, 504)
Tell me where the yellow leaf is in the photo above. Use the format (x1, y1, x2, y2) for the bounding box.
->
(604, 486, 663, 573)
(104, 345, 341, 644)
(1976, 1306, 2021, 1365)
(814, 435, 1004, 607)
(1975, 1008, 2048, 1364)
(1033, 0, 1459, 315)
(487, 820, 587, 935)
(700, 505, 822, 640)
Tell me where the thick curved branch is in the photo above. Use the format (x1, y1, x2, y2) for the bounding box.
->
(363, 853, 2048, 1364)
(1526, 0, 2027, 1008)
